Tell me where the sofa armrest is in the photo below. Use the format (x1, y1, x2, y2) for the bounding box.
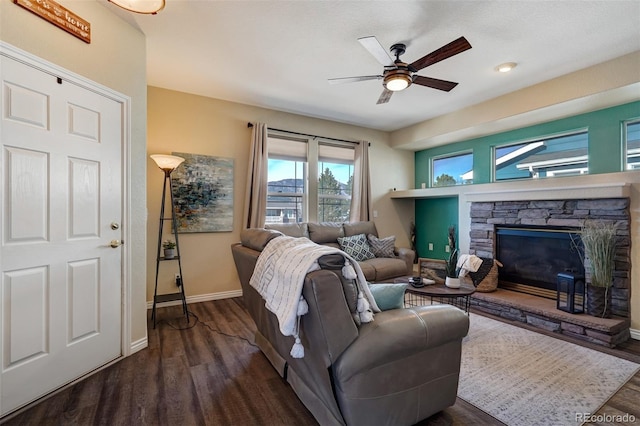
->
(395, 246, 415, 275)
(333, 305, 469, 380)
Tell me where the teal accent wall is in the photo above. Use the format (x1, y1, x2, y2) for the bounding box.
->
(415, 101, 640, 187)
(415, 197, 458, 261)
(412, 101, 640, 253)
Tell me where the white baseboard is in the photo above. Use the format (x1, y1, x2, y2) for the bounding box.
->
(146, 289, 243, 309)
(129, 336, 148, 354)
(630, 328, 640, 340)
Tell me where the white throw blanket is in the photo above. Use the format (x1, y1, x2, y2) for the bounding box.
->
(457, 254, 483, 277)
(249, 235, 379, 358)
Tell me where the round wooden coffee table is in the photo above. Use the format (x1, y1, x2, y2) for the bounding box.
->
(395, 277, 476, 313)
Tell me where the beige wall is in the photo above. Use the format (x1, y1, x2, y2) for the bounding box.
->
(147, 86, 415, 301)
(0, 1, 148, 346)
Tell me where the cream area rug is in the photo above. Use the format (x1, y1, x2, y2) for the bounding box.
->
(458, 314, 640, 426)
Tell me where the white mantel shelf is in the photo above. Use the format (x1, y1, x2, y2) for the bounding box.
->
(390, 181, 631, 202)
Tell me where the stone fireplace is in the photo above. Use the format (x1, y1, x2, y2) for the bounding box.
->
(469, 198, 630, 315)
(467, 197, 631, 346)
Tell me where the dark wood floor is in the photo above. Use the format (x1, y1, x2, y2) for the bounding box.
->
(2, 298, 639, 426)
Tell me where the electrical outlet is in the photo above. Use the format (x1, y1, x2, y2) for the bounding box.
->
(445, 245, 450, 253)
(428, 243, 434, 251)
(175, 273, 181, 286)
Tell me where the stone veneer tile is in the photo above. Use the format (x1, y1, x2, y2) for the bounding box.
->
(469, 197, 631, 323)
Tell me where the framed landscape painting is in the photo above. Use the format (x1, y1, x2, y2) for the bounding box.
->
(171, 152, 234, 233)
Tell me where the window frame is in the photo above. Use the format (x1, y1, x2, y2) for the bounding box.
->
(266, 133, 355, 223)
(430, 149, 473, 187)
(623, 118, 640, 171)
(491, 129, 589, 182)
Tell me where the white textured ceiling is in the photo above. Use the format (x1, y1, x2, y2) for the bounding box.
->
(105, 0, 640, 133)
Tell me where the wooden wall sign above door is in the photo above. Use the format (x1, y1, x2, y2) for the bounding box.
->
(14, 0, 91, 44)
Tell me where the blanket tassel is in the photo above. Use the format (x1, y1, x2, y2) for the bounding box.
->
(297, 296, 309, 315)
(342, 260, 357, 280)
(291, 335, 304, 358)
(290, 314, 305, 358)
(357, 292, 373, 323)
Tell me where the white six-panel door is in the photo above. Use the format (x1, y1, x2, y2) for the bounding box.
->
(0, 55, 123, 416)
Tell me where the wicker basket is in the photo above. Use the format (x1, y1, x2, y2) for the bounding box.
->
(469, 258, 503, 293)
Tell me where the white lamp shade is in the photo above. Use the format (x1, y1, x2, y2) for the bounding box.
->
(109, 0, 165, 14)
(150, 154, 185, 171)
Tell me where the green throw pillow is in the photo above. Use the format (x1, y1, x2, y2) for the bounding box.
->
(368, 283, 407, 311)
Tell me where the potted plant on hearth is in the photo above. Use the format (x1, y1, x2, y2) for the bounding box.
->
(579, 221, 617, 318)
(162, 239, 177, 259)
(444, 225, 461, 288)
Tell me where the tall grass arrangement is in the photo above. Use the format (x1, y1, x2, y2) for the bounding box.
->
(580, 221, 617, 288)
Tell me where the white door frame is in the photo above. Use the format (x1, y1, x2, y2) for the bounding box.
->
(0, 41, 133, 357)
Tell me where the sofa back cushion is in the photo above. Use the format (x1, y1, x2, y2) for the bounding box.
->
(344, 221, 378, 238)
(265, 222, 308, 238)
(308, 222, 344, 244)
(240, 228, 283, 251)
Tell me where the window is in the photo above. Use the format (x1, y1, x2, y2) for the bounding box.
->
(318, 144, 354, 222)
(266, 137, 306, 224)
(493, 130, 588, 181)
(266, 135, 354, 224)
(431, 151, 473, 187)
(625, 120, 640, 170)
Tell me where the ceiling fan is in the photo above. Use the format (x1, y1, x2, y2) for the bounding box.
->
(329, 36, 472, 104)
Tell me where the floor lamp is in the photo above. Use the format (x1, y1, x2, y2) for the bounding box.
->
(150, 154, 189, 327)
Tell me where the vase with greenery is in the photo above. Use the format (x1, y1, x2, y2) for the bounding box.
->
(162, 239, 177, 259)
(444, 225, 460, 288)
(579, 221, 617, 318)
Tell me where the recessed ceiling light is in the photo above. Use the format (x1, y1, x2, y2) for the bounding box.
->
(495, 62, 517, 73)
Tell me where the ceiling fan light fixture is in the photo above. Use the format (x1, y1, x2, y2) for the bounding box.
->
(384, 71, 412, 92)
(108, 0, 165, 14)
(495, 62, 517, 73)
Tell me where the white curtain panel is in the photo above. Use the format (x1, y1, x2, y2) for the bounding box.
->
(349, 141, 372, 222)
(243, 123, 269, 228)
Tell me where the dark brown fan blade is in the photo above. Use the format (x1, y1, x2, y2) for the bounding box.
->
(328, 75, 383, 85)
(408, 37, 472, 72)
(412, 75, 459, 92)
(358, 36, 395, 67)
(376, 88, 393, 104)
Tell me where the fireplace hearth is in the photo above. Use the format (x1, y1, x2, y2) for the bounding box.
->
(468, 197, 631, 347)
(470, 198, 630, 316)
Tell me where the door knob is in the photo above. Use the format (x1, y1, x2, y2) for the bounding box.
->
(110, 239, 124, 248)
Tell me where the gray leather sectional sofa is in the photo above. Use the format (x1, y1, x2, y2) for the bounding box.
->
(231, 226, 470, 425)
(265, 221, 413, 282)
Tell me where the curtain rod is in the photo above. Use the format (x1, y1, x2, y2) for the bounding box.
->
(247, 122, 359, 145)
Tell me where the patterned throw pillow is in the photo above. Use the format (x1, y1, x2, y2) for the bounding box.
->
(337, 233, 375, 261)
(367, 234, 396, 258)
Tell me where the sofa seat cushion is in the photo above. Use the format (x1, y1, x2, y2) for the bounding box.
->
(362, 257, 408, 282)
(358, 261, 376, 281)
